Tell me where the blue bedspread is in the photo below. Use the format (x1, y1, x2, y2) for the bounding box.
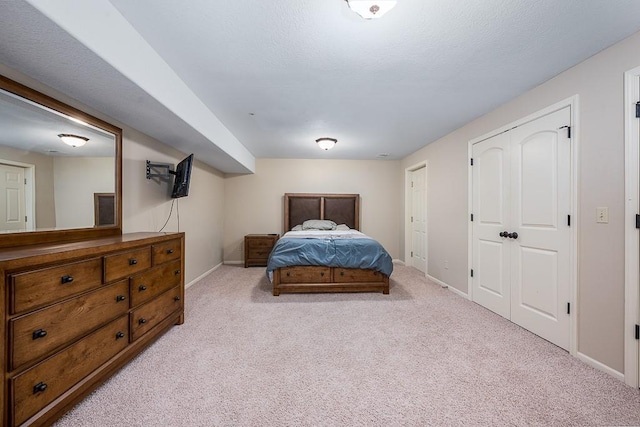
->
(266, 237, 393, 277)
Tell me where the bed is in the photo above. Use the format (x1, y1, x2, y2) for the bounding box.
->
(267, 193, 392, 296)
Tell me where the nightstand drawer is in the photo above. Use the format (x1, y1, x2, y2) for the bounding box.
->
(244, 234, 279, 268)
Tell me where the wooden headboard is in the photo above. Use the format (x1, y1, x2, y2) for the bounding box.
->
(284, 193, 360, 231)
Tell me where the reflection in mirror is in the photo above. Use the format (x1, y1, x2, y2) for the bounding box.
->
(0, 86, 116, 234)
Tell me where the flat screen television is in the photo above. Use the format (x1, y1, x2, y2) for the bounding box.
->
(170, 154, 194, 198)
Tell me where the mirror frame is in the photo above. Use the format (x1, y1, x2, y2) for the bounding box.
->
(0, 74, 122, 248)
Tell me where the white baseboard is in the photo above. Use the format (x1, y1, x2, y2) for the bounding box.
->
(427, 274, 470, 299)
(393, 259, 405, 266)
(576, 351, 625, 383)
(223, 260, 243, 265)
(186, 262, 223, 289)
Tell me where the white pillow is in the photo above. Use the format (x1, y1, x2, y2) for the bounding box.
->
(302, 219, 337, 230)
(291, 224, 302, 231)
(336, 224, 350, 231)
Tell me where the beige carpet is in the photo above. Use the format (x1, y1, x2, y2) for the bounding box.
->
(55, 264, 640, 426)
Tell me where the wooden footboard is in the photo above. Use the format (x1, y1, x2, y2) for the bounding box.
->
(272, 266, 389, 296)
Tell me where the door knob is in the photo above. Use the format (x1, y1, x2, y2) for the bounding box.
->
(499, 231, 509, 238)
(508, 232, 519, 239)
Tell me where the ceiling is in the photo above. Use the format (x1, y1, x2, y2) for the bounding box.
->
(1, 0, 640, 173)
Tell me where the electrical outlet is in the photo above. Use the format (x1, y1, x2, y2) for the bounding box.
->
(596, 207, 609, 223)
(444, 260, 449, 270)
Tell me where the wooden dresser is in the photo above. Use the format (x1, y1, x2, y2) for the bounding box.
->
(0, 232, 185, 426)
(244, 234, 279, 267)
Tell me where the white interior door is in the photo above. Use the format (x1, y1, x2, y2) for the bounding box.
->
(411, 167, 426, 273)
(509, 108, 572, 350)
(0, 163, 26, 232)
(472, 132, 511, 319)
(471, 106, 572, 350)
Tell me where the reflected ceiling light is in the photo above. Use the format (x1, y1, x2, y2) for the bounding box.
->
(346, 0, 397, 19)
(316, 137, 337, 151)
(58, 133, 89, 147)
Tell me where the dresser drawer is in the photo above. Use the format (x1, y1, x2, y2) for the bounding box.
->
(9, 258, 103, 314)
(103, 247, 151, 283)
(11, 315, 129, 426)
(280, 266, 331, 283)
(131, 286, 182, 341)
(130, 259, 182, 307)
(152, 239, 182, 265)
(10, 280, 129, 370)
(334, 268, 384, 283)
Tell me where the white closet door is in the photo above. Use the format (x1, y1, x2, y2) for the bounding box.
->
(509, 107, 571, 350)
(472, 132, 511, 319)
(0, 163, 26, 232)
(471, 106, 572, 350)
(411, 167, 426, 273)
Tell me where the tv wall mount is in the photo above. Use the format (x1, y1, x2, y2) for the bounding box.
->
(146, 160, 176, 179)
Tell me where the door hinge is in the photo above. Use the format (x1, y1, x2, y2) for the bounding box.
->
(411, 216, 413, 223)
(470, 158, 474, 166)
(559, 125, 571, 138)
(636, 214, 640, 229)
(567, 302, 570, 315)
(411, 181, 414, 188)
(636, 101, 640, 118)
(567, 215, 571, 227)
(24, 216, 27, 223)
(635, 324, 639, 340)
(24, 178, 27, 185)
(470, 269, 474, 277)
(470, 213, 474, 222)
(411, 251, 413, 257)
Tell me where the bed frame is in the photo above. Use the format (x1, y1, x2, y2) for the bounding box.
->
(272, 193, 390, 296)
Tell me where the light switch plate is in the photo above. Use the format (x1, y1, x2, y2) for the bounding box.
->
(596, 207, 609, 223)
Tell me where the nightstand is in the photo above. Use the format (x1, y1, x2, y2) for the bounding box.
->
(244, 234, 279, 267)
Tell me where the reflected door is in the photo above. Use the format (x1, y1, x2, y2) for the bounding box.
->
(0, 163, 26, 231)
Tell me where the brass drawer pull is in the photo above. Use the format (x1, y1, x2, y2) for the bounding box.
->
(33, 382, 48, 394)
(320, 272, 324, 277)
(139, 285, 147, 291)
(340, 271, 345, 276)
(286, 272, 290, 277)
(174, 296, 181, 302)
(116, 332, 125, 339)
(116, 295, 126, 302)
(174, 269, 181, 275)
(167, 249, 174, 254)
(129, 259, 138, 265)
(138, 318, 147, 325)
(61, 275, 74, 284)
(32, 329, 47, 340)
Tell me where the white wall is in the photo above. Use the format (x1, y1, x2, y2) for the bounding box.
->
(122, 128, 225, 284)
(401, 30, 640, 374)
(53, 157, 114, 228)
(224, 158, 402, 263)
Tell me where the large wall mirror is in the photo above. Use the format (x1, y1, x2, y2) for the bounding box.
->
(0, 75, 122, 248)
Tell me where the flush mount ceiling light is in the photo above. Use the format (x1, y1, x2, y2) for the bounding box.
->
(316, 137, 337, 151)
(346, 0, 397, 19)
(58, 133, 89, 147)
